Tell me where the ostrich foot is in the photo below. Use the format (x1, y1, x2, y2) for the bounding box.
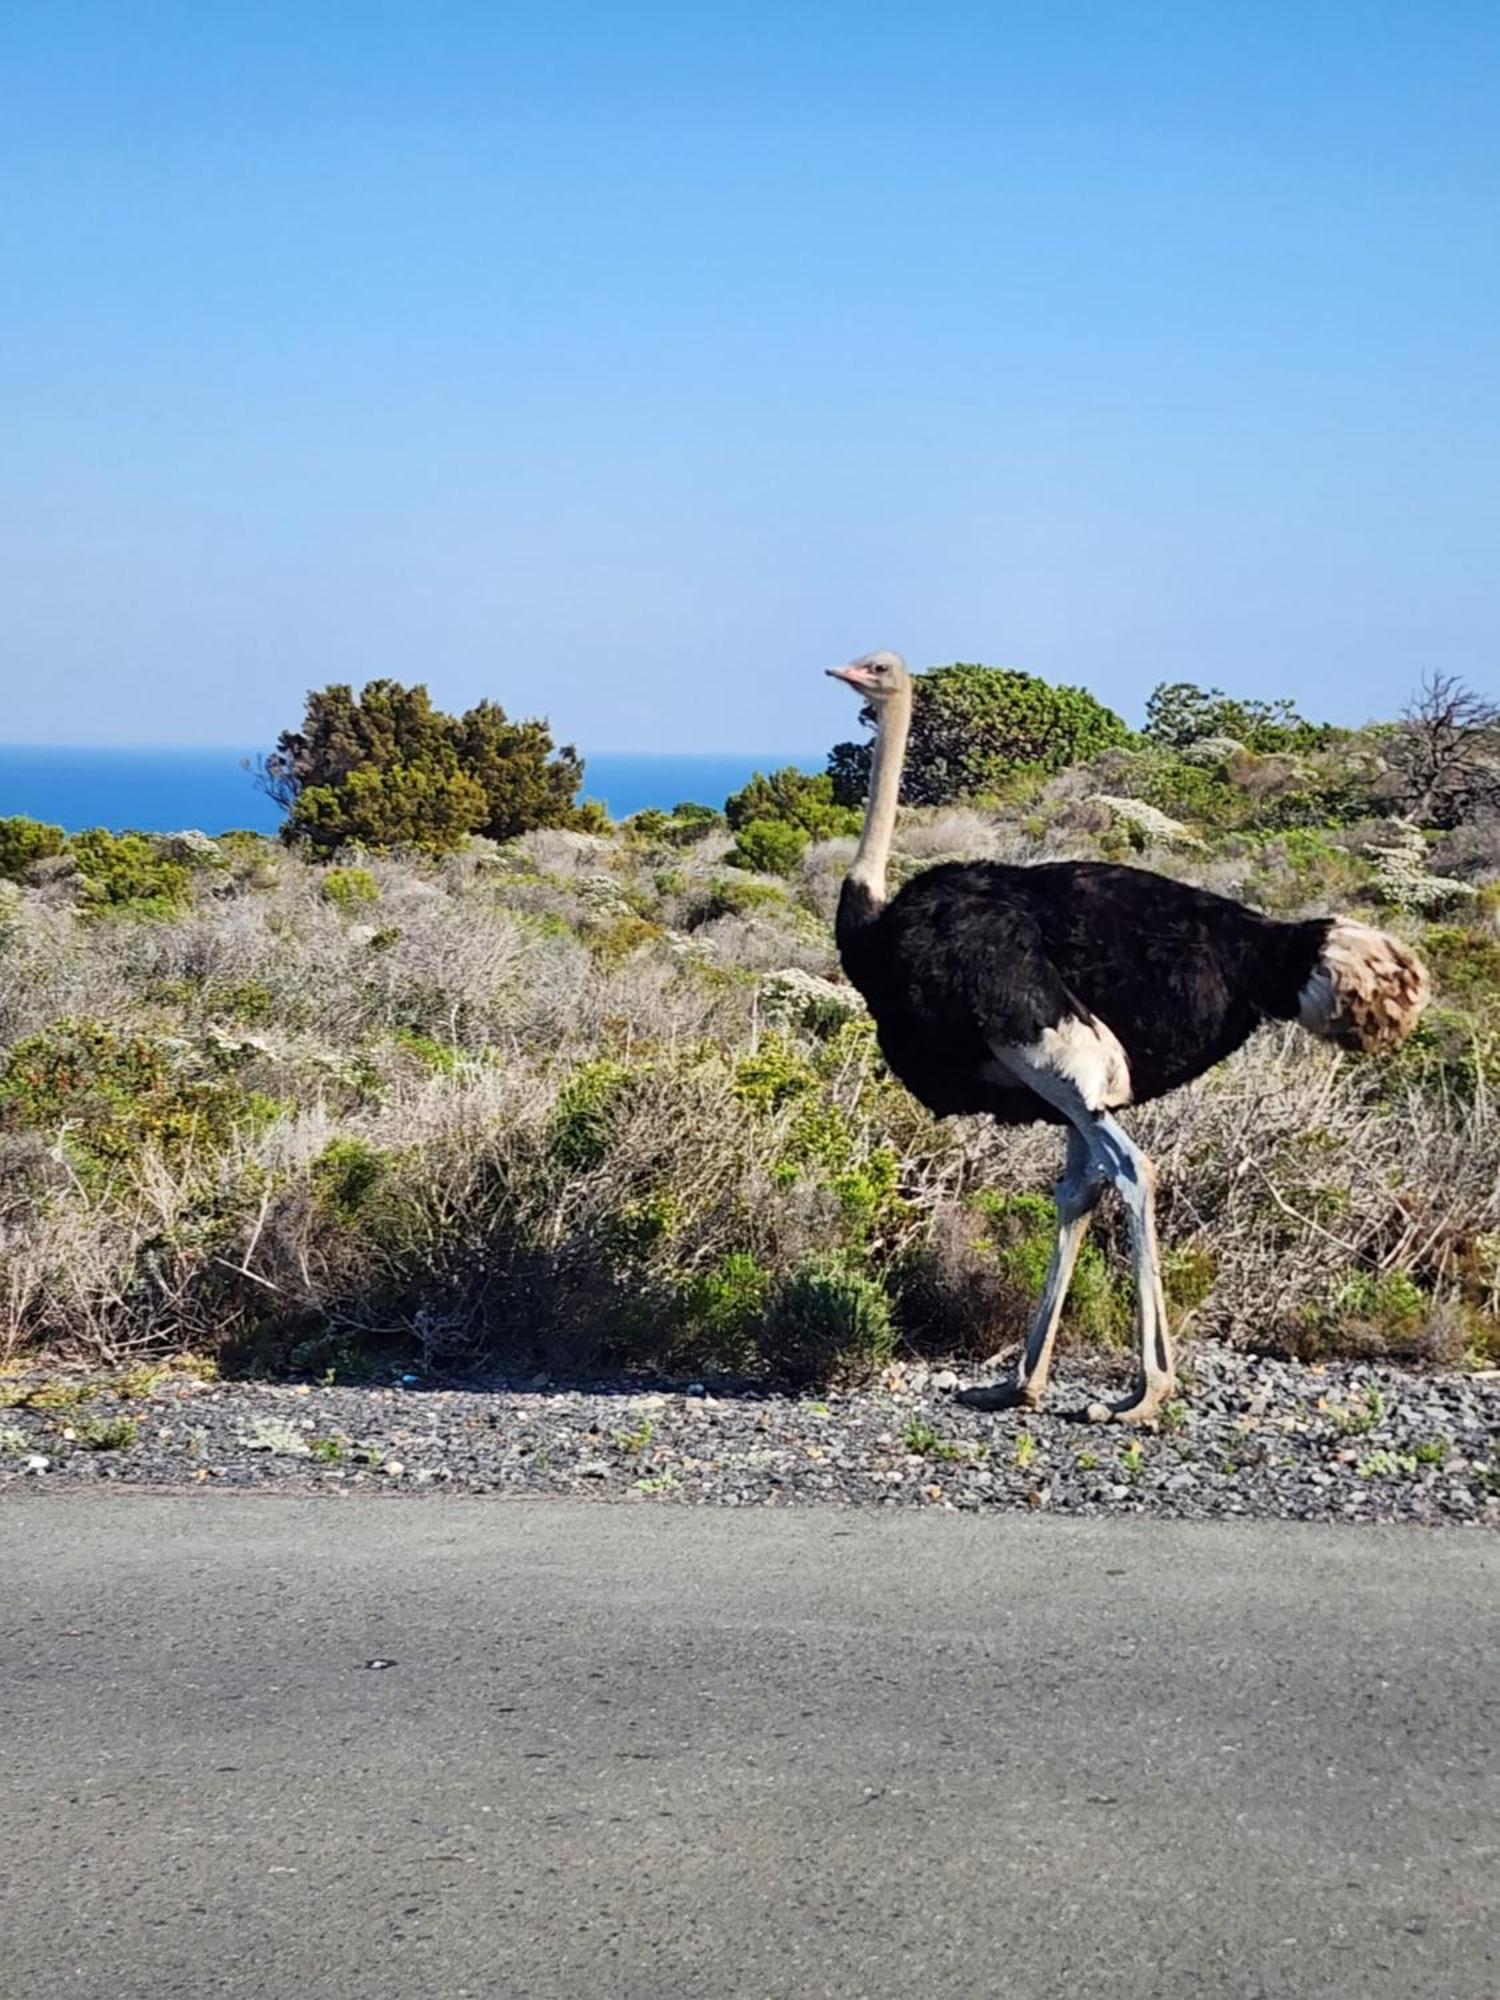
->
(956, 1377, 1039, 1414)
(1083, 1380, 1173, 1427)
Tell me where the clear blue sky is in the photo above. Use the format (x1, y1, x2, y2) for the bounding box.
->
(2, 2, 1496, 753)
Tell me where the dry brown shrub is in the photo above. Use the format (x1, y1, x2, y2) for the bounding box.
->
(893, 810, 1004, 862)
(896, 1202, 1032, 1361)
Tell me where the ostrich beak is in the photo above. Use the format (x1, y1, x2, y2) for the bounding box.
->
(826, 663, 875, 690)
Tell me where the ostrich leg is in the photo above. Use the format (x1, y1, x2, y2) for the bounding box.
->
(966, 1044, 1176, 1426)
(958, 1127, 1104, 1412)
(1080, 1113, 1176, 1426)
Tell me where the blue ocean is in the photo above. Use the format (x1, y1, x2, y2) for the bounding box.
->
(0, 746, 821, 835)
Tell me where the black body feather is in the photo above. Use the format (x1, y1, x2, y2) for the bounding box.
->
(837, 860, 1329, 1125)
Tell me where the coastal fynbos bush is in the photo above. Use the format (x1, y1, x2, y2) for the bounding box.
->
(683, 873, 789, 927)
(321, 865, 381, 912)
(549, 1059, 636, 1172)
(0, 1018, 277, 1175)
(311, 1136, 396, 1220)
(760, 1254, 895, 1385)
(1143, 681, 1329, 754)
(725, 768, 860, 839)
(678, 1252, 772, 1372)
(722, 769, 861, 875)
(0, 817, 66, 883)
(70, 830, 191, 916)
(828, 664, 1130, 808)
(729, 818, 810, 876)
(625, 802, 723, 847)
(266, 679, 594, 854)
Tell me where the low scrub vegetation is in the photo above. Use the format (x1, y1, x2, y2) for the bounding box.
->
(1, 671, 1496, 1383)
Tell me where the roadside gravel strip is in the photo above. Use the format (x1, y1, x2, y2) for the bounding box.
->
(2, 1343, 1496, 1523)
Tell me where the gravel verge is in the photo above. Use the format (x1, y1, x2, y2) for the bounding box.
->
(1, 1343, 1496, 1524)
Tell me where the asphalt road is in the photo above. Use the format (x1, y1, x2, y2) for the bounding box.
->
(1, 1497, 1494, 2000)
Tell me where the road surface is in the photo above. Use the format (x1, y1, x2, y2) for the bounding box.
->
(2, 1495, 1494, 1998)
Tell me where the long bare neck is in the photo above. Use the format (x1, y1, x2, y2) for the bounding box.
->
(838, 688, 912, 945)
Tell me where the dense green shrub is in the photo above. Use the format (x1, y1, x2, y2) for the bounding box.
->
(726, 768, 860, 838)
(1289, 1267, 1436, 1362)
(0, 1019, 277, 1176)
(311, 1136, 396, 1220)
(721, 769, 859, 873)
(321, 866, 381, 911)
(677, 1252, 772, 1372)
(549, 1059, 636, 1172)
(684, 874, 789, 925)
(625, 802, 723, 846)
(1422, 924, 1500, 1005)
(977, 1190, 1129, 1346)
(290, 761, 488, 855)
(733, 1033, 818, 1110)
(1124, 754, 1247, 831)
(268, 679, 591, 854)
(69, 830, 191, 916)
(729, 818, 808, 875)
(457, 699, 590, 841)
(1144, 681, 1331, 754)
(760, 1253, 895, 1385)
(0, 816, 65, 882)
(829, 665, 1129, 808)
(1106, 741, 1382, 837)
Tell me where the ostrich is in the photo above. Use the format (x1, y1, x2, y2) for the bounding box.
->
(827, 651, 1429, 1424)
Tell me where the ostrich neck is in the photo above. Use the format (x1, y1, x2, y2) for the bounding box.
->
(839, 689, 911, 944)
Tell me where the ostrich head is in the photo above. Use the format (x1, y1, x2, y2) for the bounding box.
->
(826, 650, 911, 705)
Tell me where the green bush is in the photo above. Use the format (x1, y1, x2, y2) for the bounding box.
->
(1422, 924, 1500, 1006)
(1384, 1001, 1500, 1104)
(0, 815, 65, 881)
(456, 699, 588, 842)
(290, 761, 488, 856)
(734, 1034, 818, 1110)
(725, 768, 860, 838)
(390, 1028, 462, 1074)
(69, 830, 191, 916)
(829, 664, 1130, 808)
(685, 874, 789, 925)
(760, 1253, 894, 1386)
(204, 979, 279, 1028)
(1127, 754, 1248, 832)
(311, 1136, 396, 1220)
(0, 1019, 277, 1176)
(321, 865, 381, 911)
(729, 818, 808, 875)
(549, 1059, 635, 1172)
(269, 680, 591, 853)
(1101, 745, 1375, 838)
(585, 912, 665, 959)
(976, 1190, 1128, 1346)
(678, 1252, 771, 1372)
(1144, 681, 1330, 754)
(1293, 1267, 1435, 1360)
(626, 802, 723, 846)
